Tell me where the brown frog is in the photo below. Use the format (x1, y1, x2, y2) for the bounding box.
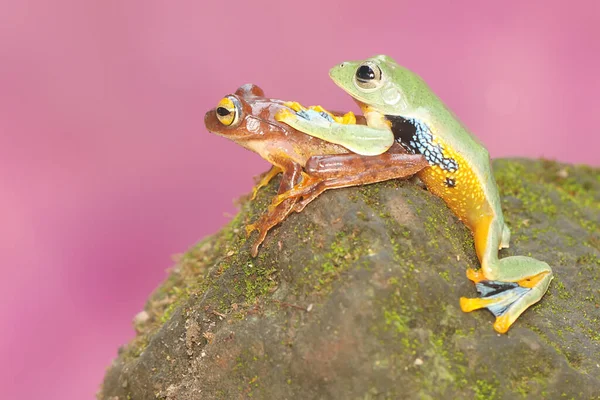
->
(204, 84, 428, 256)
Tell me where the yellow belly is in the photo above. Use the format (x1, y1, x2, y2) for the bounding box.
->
(416, 141, 491, 231)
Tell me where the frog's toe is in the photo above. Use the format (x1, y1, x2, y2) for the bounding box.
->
(246, 223, 268, 257)
(249, 223, 271, 257)
(465, 268, 486, 283)
(250, 237, 263, 258)
(283, 101, 306, 112)
(270, 193, 290, 208)
(274, 108, 296, 122)
(245, 223, 258, 237)
(308, 105, 327, 113)
(342, 111, 356, 125)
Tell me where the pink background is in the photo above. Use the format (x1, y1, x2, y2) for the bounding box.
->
(1, 1, 598, 399)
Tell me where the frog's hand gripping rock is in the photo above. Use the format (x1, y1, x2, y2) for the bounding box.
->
(275, 104, 394, 156)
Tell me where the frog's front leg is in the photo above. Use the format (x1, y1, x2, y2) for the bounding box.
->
(460, 216, 553, 333)
(251, 166, 282, 200)
(275, 106, 394, 156)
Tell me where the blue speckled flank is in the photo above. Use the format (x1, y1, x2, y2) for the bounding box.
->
(402, 118, 459, 172)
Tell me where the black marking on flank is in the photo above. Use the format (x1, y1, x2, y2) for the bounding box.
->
(386, 115, 459, 172)
(386, 114, 417, 144)
(216, 107, 231, 117)
(445, 177, 456, 188)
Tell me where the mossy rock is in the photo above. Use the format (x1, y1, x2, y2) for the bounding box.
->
(99, 159, 600, 400)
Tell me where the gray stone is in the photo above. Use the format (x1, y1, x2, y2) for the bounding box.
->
(99, 159, 600, 400)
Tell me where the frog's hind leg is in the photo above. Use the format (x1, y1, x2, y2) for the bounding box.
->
(460, 217, 553, 333)
(246, 158, 303, 257)
(246, 197, 298, 257)
(292, 152, 428, 212)
(500, 223, 511, 249)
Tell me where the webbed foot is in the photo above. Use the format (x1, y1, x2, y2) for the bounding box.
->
(460, 271, 552, 333)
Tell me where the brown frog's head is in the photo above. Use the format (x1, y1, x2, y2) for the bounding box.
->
(204, 84, 291, 145)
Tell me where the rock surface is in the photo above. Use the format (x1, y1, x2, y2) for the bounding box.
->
(99, 159, 600, 400)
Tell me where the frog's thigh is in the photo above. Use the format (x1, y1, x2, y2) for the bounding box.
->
(306, 152, 427, 179)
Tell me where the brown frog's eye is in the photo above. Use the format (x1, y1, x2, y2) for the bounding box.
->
(215, 96, 242, 127)
(354, 61, 382, 91)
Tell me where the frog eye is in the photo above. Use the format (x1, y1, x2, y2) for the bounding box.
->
(354, 61, 382, 91)
(215, 96, 242, 127)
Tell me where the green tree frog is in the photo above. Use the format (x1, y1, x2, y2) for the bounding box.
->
(276, 55, 554, 333)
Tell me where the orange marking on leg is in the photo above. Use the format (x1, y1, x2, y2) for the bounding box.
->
(473, 215, 494, 265)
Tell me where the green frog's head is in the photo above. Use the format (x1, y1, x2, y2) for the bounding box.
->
(329, 55, 427, 115)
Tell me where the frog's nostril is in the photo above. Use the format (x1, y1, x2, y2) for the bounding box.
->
(340, 63, 346, 68)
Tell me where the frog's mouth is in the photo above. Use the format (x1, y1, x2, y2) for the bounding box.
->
(356, 102, 373, 114)
(204, 108, 239, 138)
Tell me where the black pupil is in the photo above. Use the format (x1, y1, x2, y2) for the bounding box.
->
(356, 65, 375, 81)
(217, 107, 231, 117)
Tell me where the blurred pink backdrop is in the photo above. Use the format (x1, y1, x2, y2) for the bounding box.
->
(1, 1, 598, 399)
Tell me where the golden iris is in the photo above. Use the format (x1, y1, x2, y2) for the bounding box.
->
(216, 97, 238, 126)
